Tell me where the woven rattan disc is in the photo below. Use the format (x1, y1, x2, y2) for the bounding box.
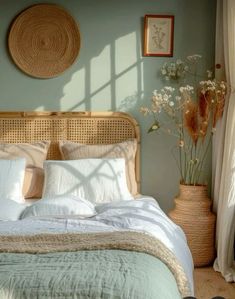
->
(8, 4, 80, 78)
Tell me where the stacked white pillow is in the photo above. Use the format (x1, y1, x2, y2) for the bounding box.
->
(42, 158, 134, 204)
(0, 157, 134, 220)
(0, 158, 26, 220)
(0, 158, 26, 203)
(21, 196, 96, 219)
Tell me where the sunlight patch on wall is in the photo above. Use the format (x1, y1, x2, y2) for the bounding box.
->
(60, 68, 85, 110)
(118, 60, 144, 112)
(90, 86, 112, 110)
(140, 60, 144, 93)
(116, 66, 138, 104)
(90, 45, 111, 94)
(35, 106, 45, 111)
(115, 32, 137, 75)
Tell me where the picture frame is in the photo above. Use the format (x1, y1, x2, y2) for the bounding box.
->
(144, 14, 174, 57)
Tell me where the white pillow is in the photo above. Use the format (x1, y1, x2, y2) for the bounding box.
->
(21, 196, 96, 218)
(42, 159, 134, 204)
(0, 158, 26, 203)
(0, 198, 26, 221)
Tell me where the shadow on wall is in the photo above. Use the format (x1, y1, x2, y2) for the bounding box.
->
(1, 0, 215, 111)
(1, 0, 148, 113)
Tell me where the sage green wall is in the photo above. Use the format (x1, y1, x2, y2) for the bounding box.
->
(0, 0, 216, 211)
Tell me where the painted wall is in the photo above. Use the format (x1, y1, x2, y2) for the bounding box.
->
(0, 0, 216, 211)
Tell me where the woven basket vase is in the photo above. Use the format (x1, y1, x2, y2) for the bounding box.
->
(168, 184, 216, 267)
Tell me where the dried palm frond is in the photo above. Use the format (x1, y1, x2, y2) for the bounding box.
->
(199, 120, 209, 139)
(184, 100, 199, 144)
(213, 93, 226, 128)
(198, 91, 210, 140)
(198, 91, 210, 119)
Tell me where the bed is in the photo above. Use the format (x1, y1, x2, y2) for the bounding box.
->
(0, 111, 194, 299)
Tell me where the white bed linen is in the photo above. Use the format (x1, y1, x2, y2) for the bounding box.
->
(0, 196, 194, 294)
(21, 196, 96, 218)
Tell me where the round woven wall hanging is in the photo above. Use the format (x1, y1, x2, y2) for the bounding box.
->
(8, 4, 80, 78)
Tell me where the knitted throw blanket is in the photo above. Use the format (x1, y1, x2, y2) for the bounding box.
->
(0, 231, 191, 297)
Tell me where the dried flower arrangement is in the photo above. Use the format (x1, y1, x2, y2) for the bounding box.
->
(140, 55, 227, 185)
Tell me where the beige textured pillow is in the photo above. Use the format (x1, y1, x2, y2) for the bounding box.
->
(23, 167, 44, 199)
(59, 139, 138, 196)
(0, 141, 50, 198)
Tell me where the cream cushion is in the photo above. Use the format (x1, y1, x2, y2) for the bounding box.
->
(42, 159, 134, 204)
(23, 167, 44, 199)
(0, 141, 50, 198)
(59, 139, 138, 195)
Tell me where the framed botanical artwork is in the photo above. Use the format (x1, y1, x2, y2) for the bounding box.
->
(144, 15, 174, 57)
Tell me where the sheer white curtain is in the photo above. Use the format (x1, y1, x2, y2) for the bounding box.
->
(212, 0, 235, 282)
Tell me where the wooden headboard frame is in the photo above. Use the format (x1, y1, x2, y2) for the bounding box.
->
(0, 111, 140, 192)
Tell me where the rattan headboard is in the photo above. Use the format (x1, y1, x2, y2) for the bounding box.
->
(0, 111, 140, 192)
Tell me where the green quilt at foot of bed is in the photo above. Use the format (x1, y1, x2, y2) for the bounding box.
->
(0, 250, 181, 299)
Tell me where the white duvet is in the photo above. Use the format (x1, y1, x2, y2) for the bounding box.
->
(0, 196, 194, 295)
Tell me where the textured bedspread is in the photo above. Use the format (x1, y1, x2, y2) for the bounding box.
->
(0, 231, 190, 299)
(1, 250, 181, 299)
(0, 197, 194, 298)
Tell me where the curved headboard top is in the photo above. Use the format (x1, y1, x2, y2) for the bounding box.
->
(0, 111, 140, 192)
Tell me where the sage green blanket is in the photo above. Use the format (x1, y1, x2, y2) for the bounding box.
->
(0, 231, 190, 299)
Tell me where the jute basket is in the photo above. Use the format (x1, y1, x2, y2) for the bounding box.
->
(168, 184, 216, 267)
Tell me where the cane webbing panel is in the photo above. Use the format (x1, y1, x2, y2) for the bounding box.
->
(0, 111, 140, 191)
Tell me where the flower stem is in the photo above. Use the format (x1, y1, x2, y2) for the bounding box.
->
(191, 142, 198, 185)
(171, 146, 183, 178)
(196, 134, 212, 183)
